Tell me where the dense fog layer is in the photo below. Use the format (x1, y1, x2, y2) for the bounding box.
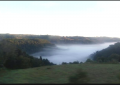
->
(31, 42, 116, 65)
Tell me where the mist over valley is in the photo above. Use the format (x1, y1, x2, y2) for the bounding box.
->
(31, 42, 116, 65)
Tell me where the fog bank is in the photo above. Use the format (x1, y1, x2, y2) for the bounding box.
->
(31, 42, 116, 65)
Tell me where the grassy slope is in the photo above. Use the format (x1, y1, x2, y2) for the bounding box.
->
(0, 64, 120, 84)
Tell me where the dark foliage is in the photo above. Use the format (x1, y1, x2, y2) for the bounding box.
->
(90, 42, 120, 63)
(0, 40, 56, 69)
(69, 69, 90, 84)
(62, 62, 68, 65)
(61, 61, 80, 65)
(0, 38, 55, 54)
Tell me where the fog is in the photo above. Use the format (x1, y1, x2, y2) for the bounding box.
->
(31, 42, 116, 65)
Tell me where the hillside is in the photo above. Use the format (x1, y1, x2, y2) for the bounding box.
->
(0, 38, 55, 54)
(89, 42, 120, 63)
(0, 38, 56, 69)
(0, 64, 120, 84)
(0, 34, 120, 44)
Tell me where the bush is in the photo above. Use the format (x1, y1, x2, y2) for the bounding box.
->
(0, 64, 4, 68)
(69, 69, 90, 84)
(72, 61, 79, 64)
(62, 62, 68, 65)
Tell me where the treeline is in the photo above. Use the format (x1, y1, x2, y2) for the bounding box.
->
(89, 42, 120, 63)
(0, 34, 120, 44)
(0, 42, 55, 69)
(61, 61, 83, 65)
(0, 38, 55, 54)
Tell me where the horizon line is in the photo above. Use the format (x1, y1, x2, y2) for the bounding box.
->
(0, 33, 119, 38)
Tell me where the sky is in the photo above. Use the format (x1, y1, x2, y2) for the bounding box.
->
(0, 1, 120, 37)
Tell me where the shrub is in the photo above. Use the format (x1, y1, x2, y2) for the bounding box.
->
(69, 69, 90, 84)
(62, 62, 68, 65)
(72, 61, 79, 64)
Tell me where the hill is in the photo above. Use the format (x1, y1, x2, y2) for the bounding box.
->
(0, 39, 56, 69)
(0, 34, 120, 44)
(0, 64, 120, 84)
(0, 38, 55, 54)
(89, 42, 120, 63)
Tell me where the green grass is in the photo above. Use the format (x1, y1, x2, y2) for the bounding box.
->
(0, 64, 120, 84)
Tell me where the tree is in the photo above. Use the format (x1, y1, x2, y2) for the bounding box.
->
(17, 55, 31, 69)
(39, 56, 42, 61)
(15, 48, 22, 56)
(4, 56, 17, 69)
(72, 61, 79, 64)
(108, 54, 120, 63)
(85, 59, 93, 63)
(62, 62, 68, 65)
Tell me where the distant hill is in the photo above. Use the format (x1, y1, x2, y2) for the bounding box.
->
(0, 34, 120, 44)
(0, 38, 55, 54)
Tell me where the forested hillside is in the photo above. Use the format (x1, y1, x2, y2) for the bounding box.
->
(0, 34, 120, 44)
(0, 40, 55, 69)
(89, 42, 120, 63)
(0, 38, 55, 54)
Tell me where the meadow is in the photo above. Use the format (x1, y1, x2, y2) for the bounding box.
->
(0, 63, 120, 84)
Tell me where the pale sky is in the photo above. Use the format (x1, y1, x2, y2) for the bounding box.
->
(0, 1, 120, 37)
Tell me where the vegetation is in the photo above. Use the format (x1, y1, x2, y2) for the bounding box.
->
(90, 42, 120, 63)
(1, 34, 120, 84)
(0, 64, 120, 84)
(0, 41, 55, 69)
(69, 69, 90, 84)
(62, 61, 80, 65)
(0, 38, 55, 54)
(0, 34, 120, 44)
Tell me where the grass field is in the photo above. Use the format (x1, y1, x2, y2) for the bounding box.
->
(0, 64, 120, 84)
